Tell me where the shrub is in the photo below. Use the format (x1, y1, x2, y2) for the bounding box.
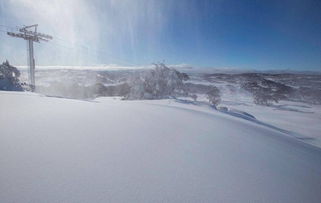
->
(206, 86, 221, 107)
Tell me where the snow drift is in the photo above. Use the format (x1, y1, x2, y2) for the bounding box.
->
(0, 91, 320, 202)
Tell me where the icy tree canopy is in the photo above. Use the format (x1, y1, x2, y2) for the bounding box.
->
(0, 60, 23, 91)
(125, 63, 189, 100)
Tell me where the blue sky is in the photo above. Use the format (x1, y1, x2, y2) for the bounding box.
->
(0, 0, 321, 70)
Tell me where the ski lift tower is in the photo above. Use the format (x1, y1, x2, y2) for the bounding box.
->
(7, 24, 53, 91)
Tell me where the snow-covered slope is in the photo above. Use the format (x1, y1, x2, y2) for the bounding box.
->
(1, 91, 321, 202)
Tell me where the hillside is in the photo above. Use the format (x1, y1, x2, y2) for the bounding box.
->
(1, 91, 321, 202)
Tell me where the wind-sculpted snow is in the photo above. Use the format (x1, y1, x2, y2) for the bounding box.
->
(29, 64, 192, 100)
(0, 92, 321, 202)
(17, 65, 321, 104)
(14, 66, 321, 146)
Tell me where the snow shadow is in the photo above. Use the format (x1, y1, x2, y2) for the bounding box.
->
(271, 104, 314, 114)
(173, 98, 314, 142)
(217, 107, 314, 141)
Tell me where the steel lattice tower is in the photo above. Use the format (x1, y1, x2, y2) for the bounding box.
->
(7, 24, 53, 91)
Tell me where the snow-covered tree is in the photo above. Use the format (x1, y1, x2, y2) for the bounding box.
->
(206, 86, 221, 107)
(125, 63, 189, 100)
(0, 60, 23, 91)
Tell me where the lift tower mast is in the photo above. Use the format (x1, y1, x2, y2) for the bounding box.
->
(7, 24, 53, 91)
